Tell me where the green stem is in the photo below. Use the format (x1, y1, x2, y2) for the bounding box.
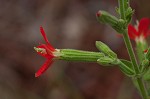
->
(122, 30, 139, 73)
(137, 78, 149, 99)
(123, 30, 148, 99)
(118, 0, 148, 98)
(118, 0, 126, 19)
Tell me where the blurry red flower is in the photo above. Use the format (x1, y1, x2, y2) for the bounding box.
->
(128, 18, 150, 42)
(34, 26, 56, 77)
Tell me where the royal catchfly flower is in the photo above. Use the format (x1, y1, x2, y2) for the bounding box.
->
(34, 27, 106, 77)
(128, 18, 150, 42)
(34, 26, 60, 77)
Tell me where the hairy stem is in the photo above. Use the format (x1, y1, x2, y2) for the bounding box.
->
(123, 30, 148, 99)
(118, 0, 148, 98)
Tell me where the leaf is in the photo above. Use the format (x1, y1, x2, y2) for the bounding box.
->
(119, 59, 135, 77)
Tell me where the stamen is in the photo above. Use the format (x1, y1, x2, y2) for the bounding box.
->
(134, 20, 139, 31)
(34, 47, 47, 54)
(135, 35, 145, 43)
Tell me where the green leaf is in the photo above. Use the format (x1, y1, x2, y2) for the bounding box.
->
(120, 59, 133, 68)
(119, 59, 135, 77)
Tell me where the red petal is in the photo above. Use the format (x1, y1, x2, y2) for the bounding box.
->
(40, 26, 55, 51)
(40, 26, 50, 43)
(138, 18, 150, 36)
(128, 24, 138, 40)
(35, 59, 53, 77)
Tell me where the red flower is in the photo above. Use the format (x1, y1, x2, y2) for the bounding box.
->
(128, 18, 150, 42)
(34, 26, 57, 77)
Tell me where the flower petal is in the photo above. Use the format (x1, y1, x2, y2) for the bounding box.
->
(35, 59, 53, 77)
(138, 18, 150, 36)
(128, 24, 138, 40)
(40, 26, 55, 51)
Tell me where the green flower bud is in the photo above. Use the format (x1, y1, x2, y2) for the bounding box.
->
(141, 59, 149, 67)
(97, 57, 116, 66)
(139, 59, 149, 74)
(96, 10, 125, 33)
(96, 41, 117, 58)
(96, 10, 118, 26)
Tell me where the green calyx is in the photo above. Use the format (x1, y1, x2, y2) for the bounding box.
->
(136, 39, 148, 62)
(96, 10, 125, 33)
(59, 49, 105, 62)
(97, 57, 118, 66)
(139, 59, 149, 74)
(96, 41, 117, 58)
(96, 10, 118, 26)
(96, 2, 133, 33)
(95, 41, 135, 76)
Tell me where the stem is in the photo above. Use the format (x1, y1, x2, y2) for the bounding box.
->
(118, 0, 148, 98)
(118, 0, 126, 19)
(137, 78, 149, 99)
(122, 31, 139, 73)
(123, 30, 148, 99)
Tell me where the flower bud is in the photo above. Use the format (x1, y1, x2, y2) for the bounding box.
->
(96, 10, 118, 26)
(139, 59, 149, 74)
(96, 10, 124, 33)
(96, 41, 117, 58)
(97, 57, 115, 66)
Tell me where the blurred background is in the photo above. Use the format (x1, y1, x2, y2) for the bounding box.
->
(0, 0, 150, 99)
